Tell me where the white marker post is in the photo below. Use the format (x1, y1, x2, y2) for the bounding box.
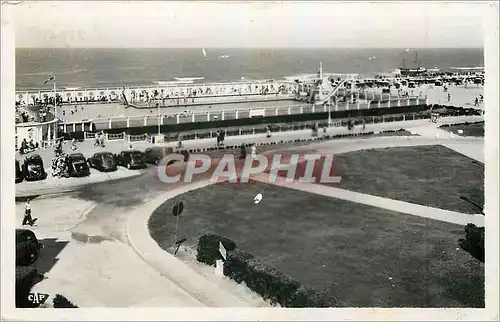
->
(215, 242, 226, 277)
(219, 241, 227, 260)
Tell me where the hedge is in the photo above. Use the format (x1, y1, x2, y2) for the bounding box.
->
(222, 249, 338, 307)
(459, 224, 485, 263)
(53, 294, 79, 308)
(196, 234, 237, 266)
(196, 235, 339, 307)
(66, 104, 429, 136)
(439, 121, 484, 128)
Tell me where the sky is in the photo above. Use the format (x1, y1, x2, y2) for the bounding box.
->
(7, 1, 487, 48)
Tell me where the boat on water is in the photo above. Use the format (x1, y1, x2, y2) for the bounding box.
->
(219, 54, 229, 59)
(174, 77, 205, 81)
(155, 80, 195, 85)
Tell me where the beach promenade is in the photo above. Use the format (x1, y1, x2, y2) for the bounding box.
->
(56, 82, 482, 125)
(16, 114, 483, 198)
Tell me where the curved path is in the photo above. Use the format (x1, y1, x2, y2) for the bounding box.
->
(20, 117, 483, 307)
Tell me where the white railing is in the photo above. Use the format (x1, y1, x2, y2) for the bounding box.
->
(128, 134, 150, 142)
(60, 98, 427, 132)
(84, 132, 97, 140)
(107, 132, 127, 141)
(78, 112, 434, 144)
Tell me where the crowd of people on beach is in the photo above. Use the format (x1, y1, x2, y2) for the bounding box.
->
(60, 105, 90, 121)
(129, 83, 292, 107)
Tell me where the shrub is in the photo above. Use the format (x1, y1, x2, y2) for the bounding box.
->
(53, 294, 78, 308)
(196, 234, 237, 266)
(285, 286, 337, 307)
(224, 250, 301, 306)
(459, 224, 485, 262)
(222, 249, 337, 307)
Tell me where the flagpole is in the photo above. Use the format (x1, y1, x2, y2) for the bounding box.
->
(158, 102, 161, 136)
(53, 76, 58, 144)
(53, 76, 57, 118)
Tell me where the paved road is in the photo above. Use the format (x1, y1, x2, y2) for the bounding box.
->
(18, 115, 483, 307)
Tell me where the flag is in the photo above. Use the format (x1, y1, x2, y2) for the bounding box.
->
(44, 76, 55, 84)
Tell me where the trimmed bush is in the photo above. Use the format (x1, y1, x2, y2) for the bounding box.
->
(439, 121, 484, 128)
(285, 286, 338, 307)
(196, 234, 237, 266)
(224, 250, 301, 306)
(53, 294, 78, 308)
(222, 249, 337, 307)
(459, 224, 485, 262)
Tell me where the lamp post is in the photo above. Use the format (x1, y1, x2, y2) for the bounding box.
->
(157, 101, 161, 136)
(327, 102, 331, 127)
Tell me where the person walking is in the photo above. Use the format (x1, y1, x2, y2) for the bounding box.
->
(216, 130, 221, 146)
(70, 138, 78, 151)
(251, 144, 257, 160)
(240, 144, 247, 160)
(22, 200, 38, 226)
(219, 130, 225, 145)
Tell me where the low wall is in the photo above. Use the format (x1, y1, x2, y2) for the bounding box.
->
(61, 105, 428, 140)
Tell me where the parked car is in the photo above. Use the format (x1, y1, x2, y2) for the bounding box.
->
(66, 153, 91, 177)
(15, 160, 24, 183)
(144, 146, 174, 165)
(87, 152, 118, 172)
(115, 150, 146, 169)
(22, 154, 47, 181)
(16, 229, 43, 266)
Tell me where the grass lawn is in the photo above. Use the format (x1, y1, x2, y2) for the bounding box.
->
(319, 145, 484, 214)
(441, 122, 484, 137)
(149, 180, 484, 307)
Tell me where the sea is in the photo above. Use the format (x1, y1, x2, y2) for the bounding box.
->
(15, 48, 484, 91)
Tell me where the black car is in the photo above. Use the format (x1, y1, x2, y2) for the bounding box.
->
(87, 152, 118, 172)
(144, 146, 175, 165)
(16, 229, 43, 266)
(16, 160, 24, 183)
(66, 153, 91, 177)
(22, 154, 47, 181)
(115, 150, 146, 169)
